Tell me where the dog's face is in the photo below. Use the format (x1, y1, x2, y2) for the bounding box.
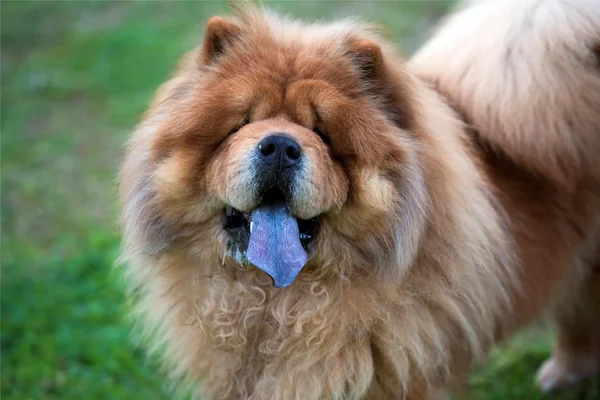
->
(123, 12, 427, 287)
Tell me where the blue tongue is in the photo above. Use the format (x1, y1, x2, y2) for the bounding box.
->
(247, 203, 308, 288)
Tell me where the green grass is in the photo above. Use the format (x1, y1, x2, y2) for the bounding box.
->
(1, 1, 598, 399)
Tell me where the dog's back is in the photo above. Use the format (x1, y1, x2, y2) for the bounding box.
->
(410, 0, 600, 189)
(410, 0, 600, 392)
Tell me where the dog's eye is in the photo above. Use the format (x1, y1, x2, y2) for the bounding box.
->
(313, 127, 330, 145)
(229, 117, 250, 136)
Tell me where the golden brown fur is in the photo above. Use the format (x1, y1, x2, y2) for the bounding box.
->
(119, 1, 600, 398)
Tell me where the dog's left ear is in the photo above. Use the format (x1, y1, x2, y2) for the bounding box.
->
(200, 16, 241, 65)
(347, 38, 386, 83)
(347, 37, 414, 129)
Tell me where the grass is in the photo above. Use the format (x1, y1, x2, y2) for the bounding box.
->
(1, 1, 598, 399)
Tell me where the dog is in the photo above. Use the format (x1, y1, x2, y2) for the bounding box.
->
(119, 1, 600, 398)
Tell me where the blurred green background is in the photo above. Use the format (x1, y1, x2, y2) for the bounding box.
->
(1, 1, 598, 399)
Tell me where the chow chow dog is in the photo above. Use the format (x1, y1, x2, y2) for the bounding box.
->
(119, 0, 600, 398)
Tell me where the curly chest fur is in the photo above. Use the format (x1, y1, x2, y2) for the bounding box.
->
(189, 272, 381, 399)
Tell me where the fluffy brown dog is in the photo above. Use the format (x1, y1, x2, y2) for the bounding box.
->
(119, 1, 600, 398)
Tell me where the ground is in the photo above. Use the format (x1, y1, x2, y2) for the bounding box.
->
(1, 1, 598, 399)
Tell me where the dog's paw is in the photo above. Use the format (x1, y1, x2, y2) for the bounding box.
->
(536, 355, 598, 393)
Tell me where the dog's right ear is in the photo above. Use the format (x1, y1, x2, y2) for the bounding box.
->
(200, 16, 241, 65)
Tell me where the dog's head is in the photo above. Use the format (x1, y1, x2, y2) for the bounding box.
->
(120, 8, 428, 287)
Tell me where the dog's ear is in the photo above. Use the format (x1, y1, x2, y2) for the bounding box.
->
(200, 16, 241, 65)
(347, 37, 414, 129)
(347, 38, 385, 83)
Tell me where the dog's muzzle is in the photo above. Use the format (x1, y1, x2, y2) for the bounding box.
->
(224, 134, 319, 288)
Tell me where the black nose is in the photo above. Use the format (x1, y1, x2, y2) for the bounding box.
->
(258, 135, 302, 169)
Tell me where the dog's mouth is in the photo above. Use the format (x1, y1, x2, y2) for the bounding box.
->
(224, 189, 319, 288)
